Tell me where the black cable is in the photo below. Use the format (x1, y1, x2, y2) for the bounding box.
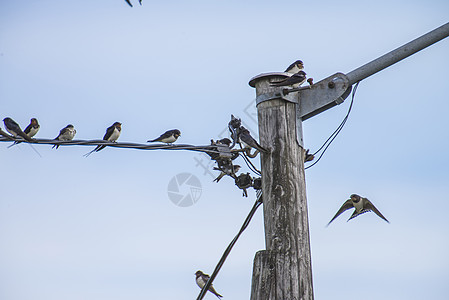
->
(197, 192, 263, 300)
(305, 81, 360, 170)
(240, 152, 262, 176)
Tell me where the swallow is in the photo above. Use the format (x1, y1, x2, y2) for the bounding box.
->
(304, 149, 314, 162)
(147, 129, 181, 144)
(327, 194, 390, 226)
(239, 126, 267, 153)
(213, 164, 241, 183)
(216, 138, 232, 146)
(270, 71, 307, 88)
(0, 127, 14, 140)
(53, 124, 76, 149)
(284, 60, 304, 73)
(9, 117, 40, 147)
(124, 0, 142, 7)
(3, 117, 33, 142)
(85, 122, 121, 156)
(195, 270, 223, 299)
(235, 172, 253, 197)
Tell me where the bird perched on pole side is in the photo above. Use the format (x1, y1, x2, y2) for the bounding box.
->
(213, 164, 241, 183)
(147, 129, 181, 144)
(327, 194, 389, 226)
(284, 60, 304, 73)
(3, 117, 33, 142)
(238, 126, 267, 153)
(84, 122, 121, 156)
(270, 71, 307, 88)
(195, 270, 223, 299)
(53, 124, 76, 149)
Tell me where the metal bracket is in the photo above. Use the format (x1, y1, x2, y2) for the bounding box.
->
(255, 90, 298, 106)
(298, 72, 351, 121)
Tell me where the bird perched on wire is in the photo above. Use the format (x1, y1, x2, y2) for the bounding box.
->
(284, 60, 304, 73)
(147, 129, 181, 145)
(327, 194, 389, 226)
(24, 118, 40, 138)
(84, 122, 121, 157)
(3, 117, 33, 142)
(9, 117, 40, 147)
(53, 124, 76, 149)
(213, 164, 241, 183)
(195, 270, 223, 299)
(124, 0, 142, 7)
(270, 71, 307, 88)
(238, 126, 267, 154)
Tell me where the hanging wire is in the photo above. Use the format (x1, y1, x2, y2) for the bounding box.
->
(197, 191, 263, 300)
(305, 81, 360, 170)
(240, 152, 262, 176)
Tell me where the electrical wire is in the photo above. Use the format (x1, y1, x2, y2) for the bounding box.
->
(196, 191, 263, 300)
(240, 152, 262, 176)
(305, 81, 360, 170)
(0, 138, 229, 155)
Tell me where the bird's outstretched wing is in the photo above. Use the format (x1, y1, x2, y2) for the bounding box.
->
(327, 199, 353, 226)
(125, 0, 133, 7)
(364, 199, 389, 223)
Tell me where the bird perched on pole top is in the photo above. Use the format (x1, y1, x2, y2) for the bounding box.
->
(195, 270, 223, 299)
(284, 60, 304, 73)
(147, 129, 181, 144)
(53, 124, 76, 149)
(3, 117, 33, 142)
(270, 71, 307, 88)
(327, 194, 389, 226)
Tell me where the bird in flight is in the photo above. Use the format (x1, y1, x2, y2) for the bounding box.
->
(327, 194, 389, 226)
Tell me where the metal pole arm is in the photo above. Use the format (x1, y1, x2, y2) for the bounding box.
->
(346, 22, 449, 85)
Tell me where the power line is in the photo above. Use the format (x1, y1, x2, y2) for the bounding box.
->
(197, 191, 263, 300)
(305, 81, 360, 170)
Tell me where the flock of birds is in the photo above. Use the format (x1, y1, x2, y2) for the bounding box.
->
(1, 60, 390, 299)
(0, 117, 182, 156)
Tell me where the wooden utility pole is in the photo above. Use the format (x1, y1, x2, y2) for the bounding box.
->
(249, 75, 313, 300)
(248, 22, 449, 300)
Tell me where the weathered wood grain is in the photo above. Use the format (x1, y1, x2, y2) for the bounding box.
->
(250, 76, 314, 300)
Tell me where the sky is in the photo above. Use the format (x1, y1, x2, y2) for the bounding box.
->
(1, 1, 449, 299)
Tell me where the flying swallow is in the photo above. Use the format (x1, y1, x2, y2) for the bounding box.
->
(53, 124, 76, 149)
(0, 127, 14, 140)
(327, 194, 390, 226)
(147, 129, 181, 144)
(239, 126, 267, 153)
(124, 0, 142, 7)
(270, 71, 307, 88)
(285, 60, 304, 73)
(3, 117, 33, 142)
(213, 164, 241, 183)
(195, 270, 223, 299)
(85, 122, 121, 156)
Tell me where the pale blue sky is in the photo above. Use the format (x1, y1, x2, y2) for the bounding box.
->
(1, 1, 449, 299)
